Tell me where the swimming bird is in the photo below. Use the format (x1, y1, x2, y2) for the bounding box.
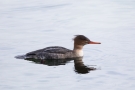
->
(15, 35, 101, 60)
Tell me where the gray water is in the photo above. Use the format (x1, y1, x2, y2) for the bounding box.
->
(0, 0, 135, 90)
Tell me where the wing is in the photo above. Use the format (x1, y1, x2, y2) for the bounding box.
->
(43, 46, 72, 53)
(26, 46, 72, 56)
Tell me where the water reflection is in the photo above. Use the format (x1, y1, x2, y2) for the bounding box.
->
(74, 58, 96, 74)
(25, 58, 72, 66)
(25, 57, 97, 74)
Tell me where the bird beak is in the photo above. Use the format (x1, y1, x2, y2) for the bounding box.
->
(89, 41, 101, 44)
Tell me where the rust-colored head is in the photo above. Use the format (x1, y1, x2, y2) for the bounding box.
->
(73, 35, 101, 46)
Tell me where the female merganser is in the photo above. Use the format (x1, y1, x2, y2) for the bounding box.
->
(15, 35, 101, 60)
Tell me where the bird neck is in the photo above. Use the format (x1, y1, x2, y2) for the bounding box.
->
(73, 43, 84, 56)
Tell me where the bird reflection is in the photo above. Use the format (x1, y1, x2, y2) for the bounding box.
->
(25, 58, 72, 66)
(74, 57, 96, 74)
(25, 57, 97, 74)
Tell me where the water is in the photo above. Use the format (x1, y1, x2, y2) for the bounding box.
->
(0, 0, 135, 90)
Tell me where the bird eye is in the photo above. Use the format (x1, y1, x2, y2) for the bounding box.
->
(85, 41, 88, 43)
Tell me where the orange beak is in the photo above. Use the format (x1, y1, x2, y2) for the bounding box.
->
(89, 41, 101, 44)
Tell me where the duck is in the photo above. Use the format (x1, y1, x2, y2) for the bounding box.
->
(15, 35, 101, 60)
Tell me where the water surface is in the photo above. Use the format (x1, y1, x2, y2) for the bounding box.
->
(0, 0, 135, 90)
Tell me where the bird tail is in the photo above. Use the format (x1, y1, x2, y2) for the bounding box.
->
(15, 55, 26, 59)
